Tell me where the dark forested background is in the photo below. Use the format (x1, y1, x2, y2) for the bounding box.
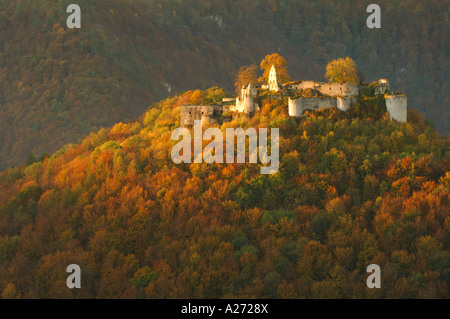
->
(0, 0, 448, 169)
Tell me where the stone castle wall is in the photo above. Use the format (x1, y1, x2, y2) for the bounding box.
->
(290, 82, 359, 97)
(288, 97, 337, 117)
(233, 83, 258, 113)
(385, 95, 407, 122)
(337, 97, 353, 111)
(374, 83, 390, 95)
(181, 105, 224, 127)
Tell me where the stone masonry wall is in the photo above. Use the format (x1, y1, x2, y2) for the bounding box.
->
(385, 95, 407, 122)
(291, 82, 358, 97)
(180, 105, 223, 127)
(288, 97, 337, 117)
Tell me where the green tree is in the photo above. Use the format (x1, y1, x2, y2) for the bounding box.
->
(204, 87, 227, 104)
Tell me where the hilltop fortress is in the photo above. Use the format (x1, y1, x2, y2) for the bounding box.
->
(181, 65, 407, 127)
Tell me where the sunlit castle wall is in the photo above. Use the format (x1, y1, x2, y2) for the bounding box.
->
(385, 95, 407, 123)
(288, 97, 337, 117)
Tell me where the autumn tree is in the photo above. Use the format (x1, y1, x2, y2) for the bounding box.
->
(1, 283, 20, 299)
(259, 53, 291, 84)
(325, 57, 360, 84)
(235, 65, 259, 95)
(205, 87, 227, 104)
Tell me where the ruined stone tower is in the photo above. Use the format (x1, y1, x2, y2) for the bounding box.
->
(234, 83, 258, 113)
(385, 94, 407, 122)
(268, 65, 279, 92)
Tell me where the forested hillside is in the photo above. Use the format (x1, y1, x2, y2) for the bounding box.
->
(0, 0, 448, 170)
(0, 88, 449, 298)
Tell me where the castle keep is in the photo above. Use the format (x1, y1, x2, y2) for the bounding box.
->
(181, 65, 408, 127)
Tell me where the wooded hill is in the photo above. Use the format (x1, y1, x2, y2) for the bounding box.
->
(0, 88, 449, 298)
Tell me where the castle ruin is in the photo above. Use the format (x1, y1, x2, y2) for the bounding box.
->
(385, 94, 408, 122)
(180, 104, 228, 127)
(233, 83, 258, 113)
(180, 65, 408, 127)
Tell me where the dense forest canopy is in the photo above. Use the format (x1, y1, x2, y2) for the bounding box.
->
(0, 86, 449, 298)
(0, 0, 448, 170)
